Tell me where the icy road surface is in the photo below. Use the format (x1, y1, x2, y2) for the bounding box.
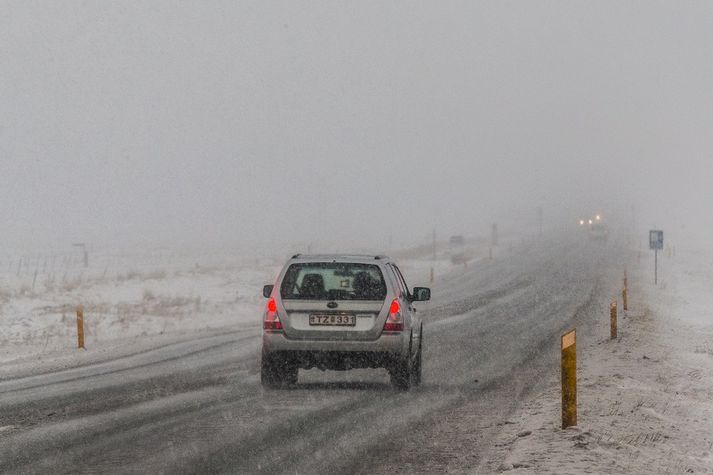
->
(0, 236, 624, 473)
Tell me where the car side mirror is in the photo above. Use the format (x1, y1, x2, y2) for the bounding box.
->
(262, 285, 274, 298)
(412, 287, 431, 302)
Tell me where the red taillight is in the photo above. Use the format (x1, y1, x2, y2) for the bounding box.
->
(383, 298, 403, 332)
(264, 297, 283, 330)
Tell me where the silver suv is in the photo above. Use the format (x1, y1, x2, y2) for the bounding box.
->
(260, 254, 430, 390)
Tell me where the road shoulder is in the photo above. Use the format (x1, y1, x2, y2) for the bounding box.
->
(483, 253, 713, 474)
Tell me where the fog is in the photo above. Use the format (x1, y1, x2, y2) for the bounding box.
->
(2, 2, 712, 252)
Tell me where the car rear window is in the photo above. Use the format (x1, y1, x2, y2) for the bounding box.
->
(280, 263, 387, 300)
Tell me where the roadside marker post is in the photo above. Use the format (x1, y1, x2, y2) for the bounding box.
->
(561, 329, 577, 429)
(72, 242, 89, 268)
(76, 306, 85, 349)
(610, 301, 617, 339)
(649, 230, 664, 285)
(623, 286, 628, 312)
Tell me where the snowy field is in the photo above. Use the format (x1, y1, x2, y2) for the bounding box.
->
(0, 238, 498, 366)
(488, 239, 713, 473)
(0, 247, 279, 364)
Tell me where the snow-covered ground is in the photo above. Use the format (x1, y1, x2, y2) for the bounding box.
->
(0, 248, 281, 364)
(0, 238, 497, 367)
(487, 240, 713, 473)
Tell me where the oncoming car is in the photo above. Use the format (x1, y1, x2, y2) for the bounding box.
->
(260, 254, 431, 390)
(578, 214, 609, 241)
(589, 222, 609, 241)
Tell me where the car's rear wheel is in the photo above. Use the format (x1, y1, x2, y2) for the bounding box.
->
(389, 357, 411, 390)
(261, 355, 298, 388)
(412, 328, 422, 386)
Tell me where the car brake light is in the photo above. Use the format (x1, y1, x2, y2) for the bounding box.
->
(264, 297, 283, 330)
(383, 298, 403, 332)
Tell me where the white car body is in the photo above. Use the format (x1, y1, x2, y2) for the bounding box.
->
(260, 254, 430, 390)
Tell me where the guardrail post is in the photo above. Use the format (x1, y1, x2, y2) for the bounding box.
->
(561, 329, 577, 429)
(610, 300, 617, 339)
(76, 306, 85, 349)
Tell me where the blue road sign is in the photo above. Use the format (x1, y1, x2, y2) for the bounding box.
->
(649, 230, 663, 251)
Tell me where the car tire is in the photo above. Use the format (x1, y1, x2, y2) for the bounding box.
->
(261, 355, 297, 389)
(389, 357, 412, 391)
(284, 365, 298, 385)
(260, 356, 280, 388)
(412, 328, 422, 387)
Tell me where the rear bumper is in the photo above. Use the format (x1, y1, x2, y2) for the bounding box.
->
(262, 331, 409, 370)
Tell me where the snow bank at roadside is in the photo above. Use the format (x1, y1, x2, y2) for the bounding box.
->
(484, 243, 713, 473)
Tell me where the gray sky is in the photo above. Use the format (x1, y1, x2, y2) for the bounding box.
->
(2, 1, 712, 250)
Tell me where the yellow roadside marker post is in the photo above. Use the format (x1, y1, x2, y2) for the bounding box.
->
(561, 329, 577, 429)
(610, 301, 617, 339)
(76, 306, 85, 349)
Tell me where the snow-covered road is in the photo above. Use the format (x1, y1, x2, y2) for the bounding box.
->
(0, 235, 625, 473)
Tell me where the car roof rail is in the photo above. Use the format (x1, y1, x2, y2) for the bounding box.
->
(288, 253, 391, 261)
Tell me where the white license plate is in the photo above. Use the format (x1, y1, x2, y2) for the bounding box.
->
(309, 314, 356, 326)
